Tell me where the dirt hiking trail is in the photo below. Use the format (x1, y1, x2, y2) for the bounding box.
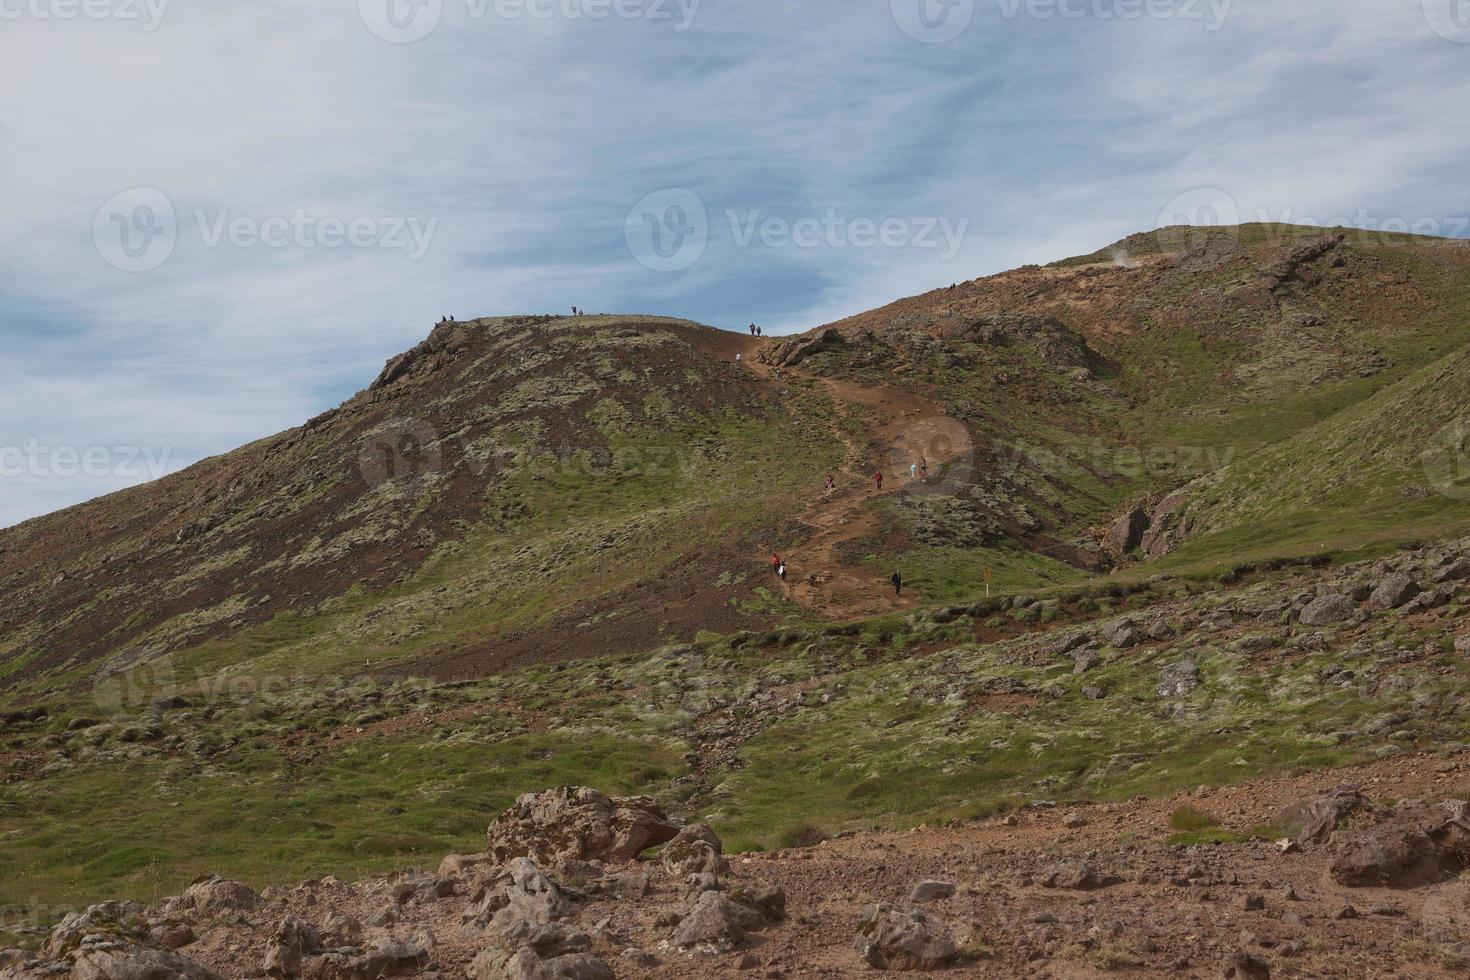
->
(737, 335, 968, 620)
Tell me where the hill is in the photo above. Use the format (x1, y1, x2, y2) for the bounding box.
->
(6, 224, 1470, 974)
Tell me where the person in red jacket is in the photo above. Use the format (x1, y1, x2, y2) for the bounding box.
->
(874, 470, 884, 491)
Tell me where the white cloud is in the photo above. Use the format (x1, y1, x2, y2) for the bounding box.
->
(1, 0, 1466, 525)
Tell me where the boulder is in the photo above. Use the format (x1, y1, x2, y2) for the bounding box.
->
(669, 890, 762, 953)
(439, 852, 495, 876)
(69, 945, 225, 980)
(1100, 619, 1143, 649)
(659, 823, 728, 878)
(726, 880, 787, 923)
(1274, 789, 1374, 847)
(909, 881, 956, 903)
(1329, 826, 1447, 887)
(263, 915, 322, 977)
(486, 787, 679, 866)
(1433, 560, 1470, 584)
(1298, 595, 1355, 626)
(46, 902, 150, 955)
(1367, 574, 1420, 610)
(467, 948, 613, 980)
(1157, 660, 1200, 699)
(1221, 949, 1271, 978)
(301, 940, 429, 980)
(1038, 860, 1114, 890)
(463, 858, 571, 936)
(853, 903, 957, 971)
(179, 875, 261, 914)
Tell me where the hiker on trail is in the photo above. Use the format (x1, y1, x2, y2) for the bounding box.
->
(749, 323, 757, 336)
(778, 560, 787, 581)
(825, 474, 835, 494)
(756, 325, 762, 337)
(920, 458, 929, 479)
(909, 461, 917, 481)
(771, 553, 781, 573)
(891, 570, 903, 596)
(874, 470, 884, 491)
(736, 352, 743, 364)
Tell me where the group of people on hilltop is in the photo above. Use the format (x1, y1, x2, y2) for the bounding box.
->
(748, 323, 762, 337)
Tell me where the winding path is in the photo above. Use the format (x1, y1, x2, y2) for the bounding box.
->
(738, 336, 968, 619)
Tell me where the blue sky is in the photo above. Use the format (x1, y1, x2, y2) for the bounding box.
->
(2, 0, 1469, 526)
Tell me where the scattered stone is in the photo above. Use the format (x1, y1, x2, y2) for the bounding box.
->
(908, 880, 956, 903)
(1039, 861, 1113, 890)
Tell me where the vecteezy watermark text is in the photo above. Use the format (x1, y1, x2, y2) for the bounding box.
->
(0, 441, 174, 480)
(93, 188, 438, 272)
(359, 0, 698, 43)
(625, 188, 969, 272)
(891, 0, 1230, 42)
(0, 0, 168, 30)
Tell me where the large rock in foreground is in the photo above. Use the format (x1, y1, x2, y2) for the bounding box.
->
(853, 903, 957, 971)
(487, 787, 679, 866)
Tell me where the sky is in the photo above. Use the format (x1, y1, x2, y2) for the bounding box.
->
(2, 0, 1469, 526)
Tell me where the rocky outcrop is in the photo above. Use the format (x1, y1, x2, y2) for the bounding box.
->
(759, 327, 843, 368)
(1101, 487, 1196, 563)
(1102, 506, 1149, 559)
(369, 319, 472, 392)
(1139, 488, 1193, 559)
(486, 787, 679, 866)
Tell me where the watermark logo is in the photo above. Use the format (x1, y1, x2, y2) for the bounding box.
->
(359, 0, 442, 42)
(93, 653, 177, 722)
(625, 188, 709, 273)
(93, 187, 176, 273)
(1425, 0, 1470, 42)
(889, 416, 976, 492)
(1423, 418, 1470, 501)
(996, 0, 1231, 30)
(0, 0, 169, 30)
(891, 0, 974, 42)
(358, 416, 445, 487)
(1158, 183, 1240, 260)
(93, 189, 437, 271)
